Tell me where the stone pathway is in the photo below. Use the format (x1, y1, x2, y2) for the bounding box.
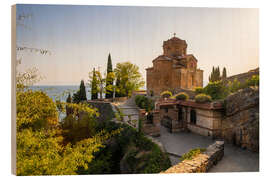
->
(111, 96, 140, 128)
(154, 126, 259, 172)
(155, 126, 215, 165)
(208, 143, 259, 172)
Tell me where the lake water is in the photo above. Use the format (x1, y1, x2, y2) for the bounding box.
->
(30, 85, 92, 102)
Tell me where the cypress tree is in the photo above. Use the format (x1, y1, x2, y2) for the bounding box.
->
(105, 53, 113, 99)
(209, 66, 222, 82)
(66, 93, 72, 116)
(79, 80, 87, 101)
(91, 68, 98, 100)
(217, 66, 221, 80)
(222, 67, 227, 79)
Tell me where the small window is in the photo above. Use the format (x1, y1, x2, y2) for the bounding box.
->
(190, 109, 196, 124)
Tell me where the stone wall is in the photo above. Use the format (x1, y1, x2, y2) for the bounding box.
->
(139, 109, 160, 136)
(219, 87, 259, 152)
(162, 141, 224, 173)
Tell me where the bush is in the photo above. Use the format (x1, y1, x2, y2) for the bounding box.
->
(195, 93, 212, 103)
(135, 95, 154, 112)
(160, 90, 172, 98)
(175, 92, 189, 101)
(194, 87, 204, 94)
(180, 148, 206, 161)
(246, 75, 259, 87)
(204, 80, 229, 100)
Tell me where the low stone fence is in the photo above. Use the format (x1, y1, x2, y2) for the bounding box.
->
(162, 141, 224, 173)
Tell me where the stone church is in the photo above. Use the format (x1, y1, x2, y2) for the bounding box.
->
(146, 35, 203, 96)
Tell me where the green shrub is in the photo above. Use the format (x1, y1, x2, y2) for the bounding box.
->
(228, 78, 241, 93)
(175, 92, 189, 101)
(246, 75, 259, 87)
(160, 90, 172, 98)
(180, 148, 206, 161)
(135, 95, 154, 112)
(204, 80, 229, 100)
(195, 93, 212, 103)
(194, 87, 204, 94)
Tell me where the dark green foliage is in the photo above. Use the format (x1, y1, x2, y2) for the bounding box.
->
(222, 67, 227, 79)
(194, 87, 204, 94)
(61, 114, 97, 144)
(175, 92, 189, 101)
(72, 80, 87, 103)
(66, 93, 72, 116)
(195, 93, 212, 103)
(135, 95, 154, 112)
(80, 80, 87, 101)
(204, 81, 229, 100)
(105, 53, 114, 99)
(209, 66, 222, 82)
(115, 78, 122, 97)
(91, 68, 98, 100)
(94, 121, 171, 174)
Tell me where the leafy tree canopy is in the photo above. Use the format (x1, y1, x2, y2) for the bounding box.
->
(114, 62, 145, 97)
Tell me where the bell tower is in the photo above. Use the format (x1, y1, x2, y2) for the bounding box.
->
(163, 33, 187, 57)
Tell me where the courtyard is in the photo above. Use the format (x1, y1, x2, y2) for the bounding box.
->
(155, 125, 259, 172)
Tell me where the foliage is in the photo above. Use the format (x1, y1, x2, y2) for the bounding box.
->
(105, 53, 114, 99)
(90, 68, 98, 100)
(180, 148, 206, 161)
(246, 75, 259, 87)
(228, 78, 241, 93)
(66, 93, 73, 116)
(195, 93, 212, 103)
(17, 127, 121, 175)
(204, 80, 229, 100)
(114, 107, 125, 122)
(194, 87, 204, 94)
(175, 92, 189, 101)
(160, 90, 172, 98)
(135, 95, 154, 112)
(209, 66, 221, 82)
(96, 121, 171, 173)
(114, 62, 145, 97)
(222, 67, 227, 79)
(16, 90, 58, 131)
(72, 80, 87, 103)
(89, 68, 115, 100)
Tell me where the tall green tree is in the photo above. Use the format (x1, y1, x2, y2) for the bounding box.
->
(209, 66, 221, 82)
(72, 80, 87, 103)
(114, 62, 145, 97)
(90, 68, 98, 100)
(105, 53, 114, 99)
(66, 93, 72, 116)
(222, 67, 227, 79)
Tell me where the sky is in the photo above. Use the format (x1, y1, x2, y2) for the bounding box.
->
(16, 4, 259, 86)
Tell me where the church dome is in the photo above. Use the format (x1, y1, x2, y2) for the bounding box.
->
(163, 34, 187, 57)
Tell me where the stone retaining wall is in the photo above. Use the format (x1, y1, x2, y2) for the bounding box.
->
(220, 87, 259, 152)
(162, 141, 224, 173)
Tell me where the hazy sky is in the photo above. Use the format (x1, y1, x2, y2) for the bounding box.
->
(16, 4, 259, 86)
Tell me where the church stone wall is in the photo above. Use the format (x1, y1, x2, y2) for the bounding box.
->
(146, 36, 203, 97)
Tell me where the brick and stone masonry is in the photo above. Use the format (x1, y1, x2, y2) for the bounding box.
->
(162, 141, 224, 173)
(146, 35, 203, 97)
